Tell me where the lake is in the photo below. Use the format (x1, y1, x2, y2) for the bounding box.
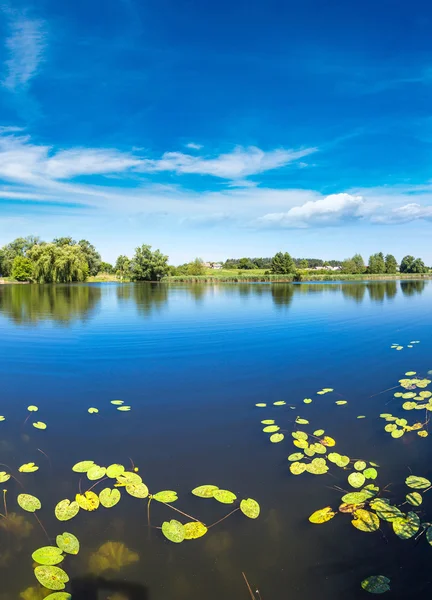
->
(0, 280, 431, 600)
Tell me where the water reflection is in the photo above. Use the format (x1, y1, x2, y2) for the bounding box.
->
(0, 280, 428, 325)
(0, 284, 101, 325)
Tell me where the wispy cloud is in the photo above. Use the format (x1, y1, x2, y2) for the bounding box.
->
(2, 12, 47, 91)
(185, 142, 203, 150)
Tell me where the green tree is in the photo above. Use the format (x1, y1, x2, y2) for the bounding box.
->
(11, 256, 33, 282)
(299, 259, 309, 269)
(238, 257, 255, 270)
(0, 236, 41, 275)
(99, 261, 114, 274)
(78, 240, 102, 276)
(342, 253, 365, 274)
(368, 252, 385, 274)
(411, 258, 428, 273)
(28, 243, 88, 283)
(53, 236, 76, 247)
(187, 258, 206, 276)
(399, 255, 428, 274)
(271, 252, 296, 274)
(130, 244, 169, 281)
(115, 255, 131, 280)
(385, 254, 398, 274)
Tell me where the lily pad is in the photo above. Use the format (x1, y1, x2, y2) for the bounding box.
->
(27, 406, 38, 412)
(341, 491, 370, 505)
(212, 489, 237, 504)
(116, 472, 142, 486)
(273, 401, 286, 406)
(75, 491, 99, 511)
(361, 575, 390, 594)
(32, 422, 47, 430)
(263, 425, 280, 433)
(56, 532, 80, 555)
(351, 509, 380, 532)
(392, 512, 420, 539)
(55, 499, 80, 521)
(405, 475, 431, 489)
(99, 488, 121, 508)
(295, 418, 309, 425)
(406, 492, 422, 506)
(87, 465, 107, 481)
(255, 403, 266, 407)
(321, 436, 336, 447)
(19, 462, 39, 473)
(335, 400, 347, 405)
(354, 461, 366, 471)
(88, 407, 99, 414)
(34, 566, 69, 591)
(32, 546, 64, 566)
(184, 521, 208, 539)
(72, 461, 95, 473)
(0, 471, 11, 483)
(391, 429, 404, 439)
(192, 485, 219, 498)
(153, 490, 178, 503)
(18, 494, 41, 512)
(363, 468, 378, 480)
(306, 458, 328, 475)
(111, 400, 124, 405)
(106, 464, 125, 478)
(348, 472, 365, 488)
(309, 506, 336, 524)
(290, 462, 307, 475)
(44, 594, 72, 600)
(288, 453, 304, 461)
(126, 483, 149, 499)
(117, 406, 131, 411)
(261, 420, 275, 425)
(162, 519, 185, 543)
(313, 429, 325, 436)
(270, 433, 284, 443)
(240, 498, 260, 519)
(292, 431, 308, 441)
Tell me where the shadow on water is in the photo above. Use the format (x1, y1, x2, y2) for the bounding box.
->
(71, 576, 148, 600)
(116, 283, 168, 316)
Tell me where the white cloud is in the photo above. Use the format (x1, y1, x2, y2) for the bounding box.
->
(2, 14, 47, 91)
(138, 145, 317, 180)
(185, 142, 203, 150)
(257, 193, 365, 228)
(372, 202, 432, 224)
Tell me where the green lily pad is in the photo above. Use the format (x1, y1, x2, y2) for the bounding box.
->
(116, 472, 142, 486)
(184, 521, 208, 539)
(303, 398, 312, 404)
(290, 462, 307, 475)
(212, 489, 237, 504)
(335, 400, 347, 405)
(391, 429, 404, 438)
(263, 425, 280, 433)
(55, 499, 80, 521)
(273, 401, 286, 406)
(88, 407, 99, 414)
(32, 546, 64, 566)
(0, 471, 11, 483)
(27, 405, 38, 412)
(306, 458, 328, 475)
(361, 575, 390, 594)
(392, 512, 420, 539)
(270, 433, 284, 443)
(99, 487, 121, 508)
(255, 403, 266, 407)
(87, 465, 107, 481)
(341, 491, 370, 505)
(384, 424, 397, 432)
(126, 483, 149, 499)
(192, 485, 219, 498)
(309, 506, 337, 524)
(313, 429, 325, 436)
(406, 492, 422, 506)
(56, 532, 80, 555)
(348, 472, 365, 488)
(405, 475, 431, 489)
(295, 418, 309, 425)
(351, 509, 380, 532)
(44, 594, 72, 600)
(117, 406, 131, 411)
(363, 468, 378, 480)
(18, 493, 41, 512)
(288, 453, 304, 461)
(32, 422, 47, 430)
(106, 464, 125, 478)
(153, 490, 178, 503)
(34, 566, 69, 591)
(111, 400, 124, 405)
(261, 420, 275, 425)
(292, 431, 308, 441)
(354, 461, 366, 471)
(19, 462, 39, 473)
(161, 519, 185, 543)
(72, 461, 95, 473)
(240, 498, 260, 519)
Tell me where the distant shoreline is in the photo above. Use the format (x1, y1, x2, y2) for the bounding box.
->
(162, 273, 432, 283)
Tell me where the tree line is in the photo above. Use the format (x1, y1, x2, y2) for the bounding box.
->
(0, 236, 170, 283)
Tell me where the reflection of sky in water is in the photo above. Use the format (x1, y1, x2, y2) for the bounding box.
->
(0, 281, 431, 599)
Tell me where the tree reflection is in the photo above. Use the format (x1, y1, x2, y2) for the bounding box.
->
(400, 280, 426, 296)
(271, 284, 295, 308)
(0, 284, 101, 325)
(128, 283, 169, 316)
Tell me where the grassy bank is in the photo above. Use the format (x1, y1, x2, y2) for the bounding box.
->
(163, 272, 432, 283)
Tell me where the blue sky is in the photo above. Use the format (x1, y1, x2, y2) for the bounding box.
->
(0, 0, 432, 263)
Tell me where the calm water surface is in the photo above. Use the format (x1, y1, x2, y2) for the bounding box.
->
(0, 281, 431, 599)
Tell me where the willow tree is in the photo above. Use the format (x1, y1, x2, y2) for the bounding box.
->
(28, 243, 89, 283)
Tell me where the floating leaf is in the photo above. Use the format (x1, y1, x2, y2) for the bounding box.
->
(153, 490, 178, 503)
(405, 371, 416, 376)
(309, 506, 336, 524)
(384, 424, 397, 432)
(370, 499, 403, 522)
(99, 488, 121, 508)
(351, 509, 380, 532)
(295, 418, 309, 425)
(106, 464, 125, 478)
(354, 461, 366, 471)
(0, 471, 11, 483)
(293, 439, 308, 449)
(391, 429, 404, 439)
(56, 532, 79, 555)
(273, 401, 286, 406)
(18, 494, 41, 512)
(75, 491, 99, 511)
(263, 425, 280, 433)
(306, 458, 328, 475)
(303, 398, 312, 404)
(117, 406, 131, 411)
(19, 462, 39, 473)
(32, 422, 47, 430)
(87, 465, 107, 481)
(255, 403, 266, 407)
(348, 472, 365, 489)
(88, 407, 99, 414)
(89, 541, 139, 574)
(335, 400, 347, 405)
(162, 519, 185, 543)
(313, 429, 325, 436)
(184, 521, 208, 539)
(27, 406, 38, 412)
(72, 461, 95, 473)
(192, 485, 219, 498)
(405, 475, 431, 489)
(111, 400, 124, 405)
(292, 431, 308, 440)
(0, 416, 6, 421)
(261, 420, 275, 425)
(341, 491, 370, 505)
(304, 447, 316, 457)
(361, 575, 390, 594)
(240, 498, 260, 519)
(310, 442, 326, 454)
(32, 546, 64, 566)
(392, 512, 420, 539)
(290, 462, 307, 475)
(34, 566, 69, 591)
(364, 468, 378, 480)
(406, 492, 422, 506)
(116, 472, 142, 486)
(321, 436, 336, 447)
(44, 594, 72, 600)
(55, 499, 80, 521)
(212, 489, 237, 504)
(418, 430, 428, 438)
(126, 483, 149, 499)
(426, 526, 432, 545)
(357, 415, 366, 419)
(288, 452, 304, 461)
(270, 433, 284, 443)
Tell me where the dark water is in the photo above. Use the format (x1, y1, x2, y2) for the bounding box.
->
(0, 280, 431, 600)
